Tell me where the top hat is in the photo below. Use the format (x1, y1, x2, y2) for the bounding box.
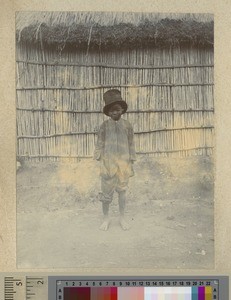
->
(103, 89, 128, 116)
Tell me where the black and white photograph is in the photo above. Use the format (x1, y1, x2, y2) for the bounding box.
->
(16, 11, 214, 269)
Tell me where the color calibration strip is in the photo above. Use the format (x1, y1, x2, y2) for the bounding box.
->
(62, 286, 213, 300)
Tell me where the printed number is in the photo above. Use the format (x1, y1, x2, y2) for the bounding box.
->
(193, 282, 197, 286)
(132, 282, 136, 286)
(173, 282, 177, 286)
(152, 282, 157, 286)
(106, 282, 109, 286)
(93, 282, 95, 286)
(145, 282, 150, 286)
(16, 281, 23, 286)
(165, 282, 170, 286)
(125, 282, 130, 286)
(86, 282, 88, 286)
(186, 282, 191, 286)
(199, 281, 204, 286)
(72, 282, 75, 286)
(139, 282, 143, 286)
(206, 281, 211, 286)
(79, 282, 82, 286)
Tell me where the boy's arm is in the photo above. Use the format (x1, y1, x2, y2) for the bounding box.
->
(128, 124, 136, 162)
(93, 123, 105, 160)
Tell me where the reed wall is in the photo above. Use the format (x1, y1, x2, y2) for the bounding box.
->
(16, 43, 214, 161)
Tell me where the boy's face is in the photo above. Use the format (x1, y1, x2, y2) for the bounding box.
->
(108, 104, 124, 121)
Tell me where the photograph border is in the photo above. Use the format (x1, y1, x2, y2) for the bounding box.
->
(0, 0, 231, 277)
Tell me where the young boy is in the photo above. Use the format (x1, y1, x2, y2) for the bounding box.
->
(94, 89, 136, 231)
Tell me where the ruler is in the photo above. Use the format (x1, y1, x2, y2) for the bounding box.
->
(3, 276, 47, 300)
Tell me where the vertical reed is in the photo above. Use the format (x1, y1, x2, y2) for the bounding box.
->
(16, 43, 214, 161)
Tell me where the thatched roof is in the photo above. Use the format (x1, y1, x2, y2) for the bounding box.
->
(16, 12, 214, 50)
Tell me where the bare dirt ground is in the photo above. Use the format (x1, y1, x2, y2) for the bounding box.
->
(16, 155, 214, 269)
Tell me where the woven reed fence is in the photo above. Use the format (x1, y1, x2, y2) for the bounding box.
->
(16, 43, 214, 161)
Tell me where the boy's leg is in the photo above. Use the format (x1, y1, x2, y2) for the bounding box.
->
(118, 190, 126, 215)
(102, 202, 109, 215)
(100, 202, 110, 231)
(118, 190, 130, 230)
(99, 176, 115, 231)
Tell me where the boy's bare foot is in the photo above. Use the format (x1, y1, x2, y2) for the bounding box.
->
(120, 216, 130, 230)
(99, 217, 110, 231)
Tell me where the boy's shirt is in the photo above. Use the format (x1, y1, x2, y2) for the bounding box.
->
(94, 118, 136, 178)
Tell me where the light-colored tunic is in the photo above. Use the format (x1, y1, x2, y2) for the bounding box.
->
(94, 118, 136, 181)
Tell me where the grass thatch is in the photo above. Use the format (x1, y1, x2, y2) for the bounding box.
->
(16, 11, 214, 49)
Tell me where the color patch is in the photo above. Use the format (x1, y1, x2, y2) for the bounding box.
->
(144, 287, 158, 300)
(64, 287, 91, 300)
(118, 287, 144, 300)
(91, 287, 117, 300)
(63, 285, 214, 300)
(145, 287, 192, 300)
(205, 286, 212, 300)
(199, 286, 205, 300)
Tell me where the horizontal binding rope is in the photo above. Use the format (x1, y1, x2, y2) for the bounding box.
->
(16, 108, 215, 113)
(17, 125, 214, 139)
(17, 147, 214, 158)
(16, 60, 214, 70)
(18, 155, 93, 158)
(137, 146, 214, 154)
(16, 83, 214, 90)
